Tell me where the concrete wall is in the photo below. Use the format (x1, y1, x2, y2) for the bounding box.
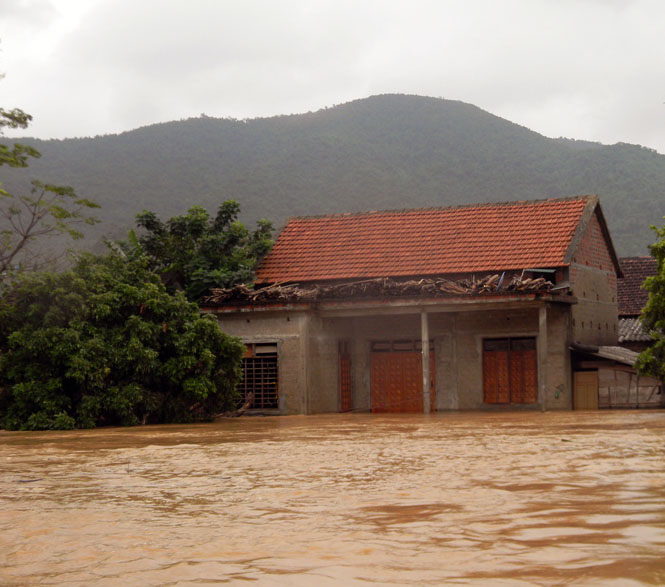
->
(430, 305, 571, 411)
(570, 213, 619, 346)
(213, 310, 310, 414)
(214, 301, 574, 414)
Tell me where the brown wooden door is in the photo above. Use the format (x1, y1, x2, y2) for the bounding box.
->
(483, 338, 537, 404)
(339, 353, 352, 412)
(509, 349, 538, 403)
(483, 349, 510, 403)
(370, 352, 435, 413)
(574, 371, 599, 410)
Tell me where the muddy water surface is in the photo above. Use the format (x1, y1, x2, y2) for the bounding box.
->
(1, 411, 664, 585)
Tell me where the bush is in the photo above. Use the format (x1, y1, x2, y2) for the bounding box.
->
(0, 253, 244, 429)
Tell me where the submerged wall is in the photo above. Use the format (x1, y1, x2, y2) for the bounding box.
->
(213, 299, 574, 414)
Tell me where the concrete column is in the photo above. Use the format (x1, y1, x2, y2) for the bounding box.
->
(421, 310, 431, 414)
(538, 304, 548, 411)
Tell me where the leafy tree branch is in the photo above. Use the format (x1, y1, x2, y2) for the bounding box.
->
(0, 180, 99, 275)
(128, 200, 273, 301)
(636, 221, 665, 381)
(0, 104, 99, 280)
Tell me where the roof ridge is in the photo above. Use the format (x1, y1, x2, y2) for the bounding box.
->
(282, 194, 596, 222)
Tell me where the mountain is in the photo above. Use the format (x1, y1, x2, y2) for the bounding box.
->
(3, 94, 664, 255)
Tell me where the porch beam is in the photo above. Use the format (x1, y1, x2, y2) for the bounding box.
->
(421, 310, 431, 414)
(317, 297, 574, 318)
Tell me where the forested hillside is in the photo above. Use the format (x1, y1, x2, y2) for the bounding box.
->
(4, 94, 664, 255)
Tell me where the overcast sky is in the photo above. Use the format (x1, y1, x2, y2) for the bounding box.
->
(1, 0, 664, 153)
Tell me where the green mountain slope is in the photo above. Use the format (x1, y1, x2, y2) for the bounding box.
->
(4, 94, 664, 255)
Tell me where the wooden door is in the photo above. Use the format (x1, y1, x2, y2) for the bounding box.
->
(339, 353, 352, 412)
(483, 338, 537, 404)
(574, 371, 599, 410)
(483, 349, 510, 403)
(370, 352, 435, 413)
(509, 349, 538, 403)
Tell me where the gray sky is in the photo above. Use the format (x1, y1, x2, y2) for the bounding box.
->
(1, 0, 664, 153)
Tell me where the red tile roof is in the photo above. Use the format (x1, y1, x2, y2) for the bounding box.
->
(618, 257, 657, 316)
(256, 196, 596, 284)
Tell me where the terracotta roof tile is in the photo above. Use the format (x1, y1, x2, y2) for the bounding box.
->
(618, 257, 657, 316)
(257, 196, 594, 284)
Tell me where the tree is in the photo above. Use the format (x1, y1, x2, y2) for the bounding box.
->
(129, 201, 272, 301)
(635, 221, 665, 381)
(0, 106, 99, 281)
(0, 252, 245, 430)
(0, 107, 40, 168)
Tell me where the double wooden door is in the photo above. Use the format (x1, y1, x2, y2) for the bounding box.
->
(370, 352, 436, 413)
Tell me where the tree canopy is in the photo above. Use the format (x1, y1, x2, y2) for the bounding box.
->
(635, 221, 665, 381)
(130, 201, 272, 301)
(0, 253, 245, 430)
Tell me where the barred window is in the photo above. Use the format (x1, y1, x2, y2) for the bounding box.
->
(241, 344, 279, 409)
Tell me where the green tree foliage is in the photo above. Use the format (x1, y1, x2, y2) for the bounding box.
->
(131, 201, 272, 301)
(0, 106, 99, 280)
(0, 107, 40, 168)
(636, 222, 665, 381)
(0, 253, 245, 430)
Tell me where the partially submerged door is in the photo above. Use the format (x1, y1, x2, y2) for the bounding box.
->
(574, 371, 598, 410)
(483, 338, 537, 404)
(339, 341, 352, 412)
(370, 341, 435, 413)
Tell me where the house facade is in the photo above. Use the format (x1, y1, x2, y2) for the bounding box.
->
(204, 195, 623, 414)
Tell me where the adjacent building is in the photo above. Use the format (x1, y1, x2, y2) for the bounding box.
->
(617, 256, 658, 352)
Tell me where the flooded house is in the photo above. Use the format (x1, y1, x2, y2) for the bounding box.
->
(204, 195, 626, 414)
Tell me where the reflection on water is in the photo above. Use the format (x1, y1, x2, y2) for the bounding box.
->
(1, 411, 664, 585)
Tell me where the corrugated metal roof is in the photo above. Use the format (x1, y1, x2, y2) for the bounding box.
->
(257, 196, 595, 284)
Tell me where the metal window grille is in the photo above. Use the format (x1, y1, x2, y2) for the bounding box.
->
(241, 349, 279, 409)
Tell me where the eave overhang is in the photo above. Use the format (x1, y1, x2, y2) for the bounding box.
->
(202, 291, 577, 317)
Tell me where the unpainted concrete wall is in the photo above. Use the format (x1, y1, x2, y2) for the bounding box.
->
(432, 306, 570, 410)
(214, 311, 309, 414)
(215, 303, 574, 414)
(570, 213, 619, 346)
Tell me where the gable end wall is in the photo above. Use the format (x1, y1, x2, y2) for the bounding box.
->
(570, 212, 618, 345)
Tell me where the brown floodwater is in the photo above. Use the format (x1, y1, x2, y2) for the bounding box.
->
(1, 411, 664, 586)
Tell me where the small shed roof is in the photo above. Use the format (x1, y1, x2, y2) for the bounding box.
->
(618, 257, 657, 316)
(618, 317, 652, 343)
(594, 345, 640, 366)
(257, 195, 616, 284)
(572, 344, 640, 367)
